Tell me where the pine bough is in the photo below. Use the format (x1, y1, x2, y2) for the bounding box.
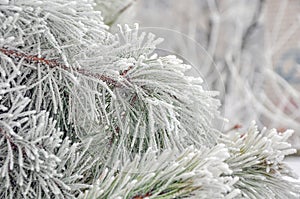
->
(0, 0, 299, 198)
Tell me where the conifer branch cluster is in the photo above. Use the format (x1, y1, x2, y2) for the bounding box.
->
(0, 0, 299, 198)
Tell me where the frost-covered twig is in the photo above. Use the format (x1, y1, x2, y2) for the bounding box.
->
(80, 145, 239, 199)
(222, 122, 300, 198)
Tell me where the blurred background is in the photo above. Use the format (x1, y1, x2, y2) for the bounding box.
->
(96, 0, 300, 173)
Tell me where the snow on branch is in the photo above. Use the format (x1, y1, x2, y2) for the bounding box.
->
(80, 145, 240, 199)
(222, 121, 300, 198)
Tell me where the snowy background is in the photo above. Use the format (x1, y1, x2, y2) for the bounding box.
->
(285, 156, 300, 176)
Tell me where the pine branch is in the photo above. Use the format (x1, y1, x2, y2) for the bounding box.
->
(79, 146, 239, 199)
(0, 48, 119, 87)
(222, 122, 300, 198)
(0, 93, 97, 198)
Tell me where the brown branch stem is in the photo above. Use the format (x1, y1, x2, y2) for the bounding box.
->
(224, 124, 242, 133)
(0, 48, 126, 87)
(132, 192, 152, 199)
